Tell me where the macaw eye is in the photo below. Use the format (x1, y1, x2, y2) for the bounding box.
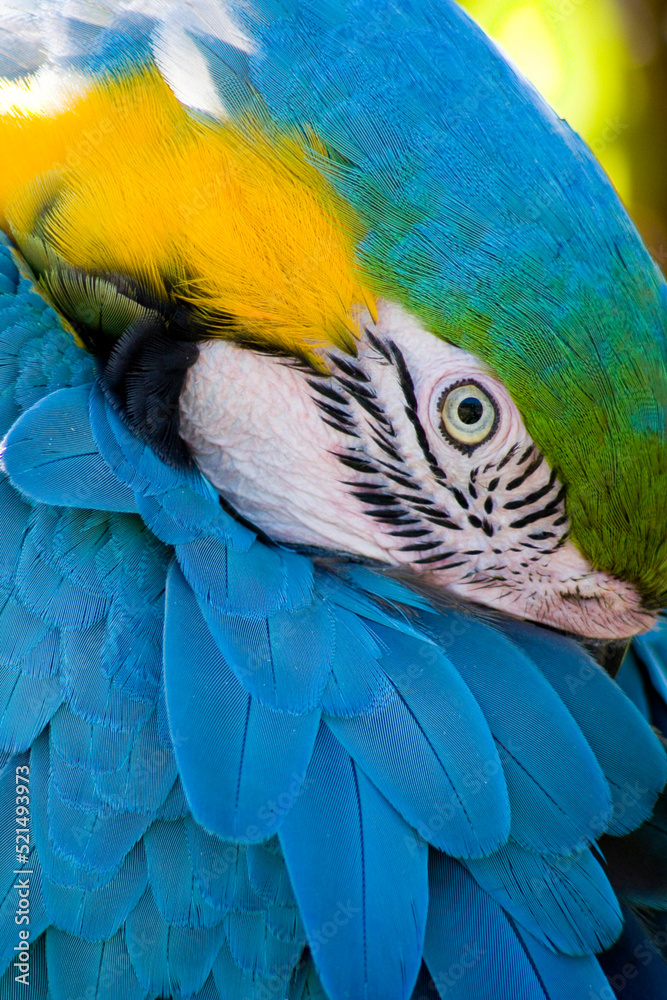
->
(439, 381, 499, 448)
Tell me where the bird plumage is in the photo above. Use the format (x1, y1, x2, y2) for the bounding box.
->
(0, 2, 666, 998)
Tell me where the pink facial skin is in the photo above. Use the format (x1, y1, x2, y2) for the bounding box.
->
(180, 301, 655, 641)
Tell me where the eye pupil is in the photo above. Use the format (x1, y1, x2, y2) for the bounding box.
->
(457, 397, 483, 425)
(438, 380, 499, 450)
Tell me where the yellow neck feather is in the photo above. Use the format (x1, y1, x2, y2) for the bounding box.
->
(0, 66, 374, 360)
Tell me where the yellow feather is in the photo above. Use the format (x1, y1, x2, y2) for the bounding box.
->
(0, 67, 374, 361)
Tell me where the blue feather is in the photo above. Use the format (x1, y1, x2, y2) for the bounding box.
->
(134, 491, 202, 544)
(49, 704, 136, 775)
(320, 606, 394, 718)
(327, 624, 510, 856)
(45, 927, 146, 1000)
(0, 478, 31, 594)
(5, 629, 60, 680)
(0, 934, 52, 999)
(92, 709, 176, 813)
(424, 852, 611, 999)
(338, 565, 435, 612)
(224, 909, 305, 977)
(32, 731, 124, 892)
(186, 819, 257, 913)
(44, 724, 150, 878)
(15, 534, 109, 631)
(47, 779, 150, 878)
(125, 887, 225, 998)
(27, 506, 104, 591)
(212, 935, 295, 1000)
(246, 838, 298, 909)
(42, 841, 147, 941)
(289, 961, 329, 1000)
(3, 385, 139, 512)
(156, 777, 190, 821)
(463, 840, 622, 956)
(14, 323, 96, 413)
(164, 563, 321, 842)
(422, 610, 613, 854)
(49, 739, 107, 813)
(61, 620, 155, 732)
(0, 244, 18, 285)
(0, 593, 52, 666)
(496, 617, 667, 836)
(634, 621, 667, 710)
(200, 599, 332, 713)
(144, 819, 226, 928)
(279, 724, 428, 1000)
(100, 607, 162, 705)
(178, 534, 314, 617)
(191, 973, 222, 1000)
(315, 571, 427, 639)
(0, 665, 62, 753)
(617, 645, 652, 719)
(264, 901, 304, 943)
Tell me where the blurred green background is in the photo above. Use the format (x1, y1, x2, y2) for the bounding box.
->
(459, 0, 667, 273)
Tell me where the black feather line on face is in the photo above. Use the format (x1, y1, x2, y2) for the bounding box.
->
(310, 337, 571, 591)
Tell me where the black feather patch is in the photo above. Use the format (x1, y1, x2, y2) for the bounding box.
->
(103, 314, 202, 468)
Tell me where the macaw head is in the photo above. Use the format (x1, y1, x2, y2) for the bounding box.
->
(0, 0, 665, 642)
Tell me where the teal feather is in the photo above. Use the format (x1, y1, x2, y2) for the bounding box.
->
(462, 840, 622, 956)
(49, 704, 137, 775)
(186, 820, 257, 913)
(212, 935, 297, 1000)
(2, 386, 139, 513)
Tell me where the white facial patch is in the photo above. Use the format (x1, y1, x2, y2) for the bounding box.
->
(179, 300, 654, 640)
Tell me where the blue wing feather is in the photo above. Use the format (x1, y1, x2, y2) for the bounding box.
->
(200, 600, 333, 713)
(45, 927, 146, 1000)
(497, 617, 667, 836)
(144, 818, 227, 928)
(279, 724, 428, 1000)
(125, 887, 225, 998)
(327, 623, 510, 857)
(61, 621, 155, 732)
(41, 841, 147, 941)
(424, 852, 612, 1000)
(246, 838, 298, 909)
(463, 840, 622, 956)
(164, 562, 321, 841)
(212, 935, 295, 1000)
(224, 909, 305, 977)
(186, 819, 257, 912)
(320, 605, 394, 718)
(0, 666, 62, 753)
(3, 385, 139, 513)
(422, 610, 613, 855)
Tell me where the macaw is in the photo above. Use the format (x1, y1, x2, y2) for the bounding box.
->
(0, 1, 666, 998)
